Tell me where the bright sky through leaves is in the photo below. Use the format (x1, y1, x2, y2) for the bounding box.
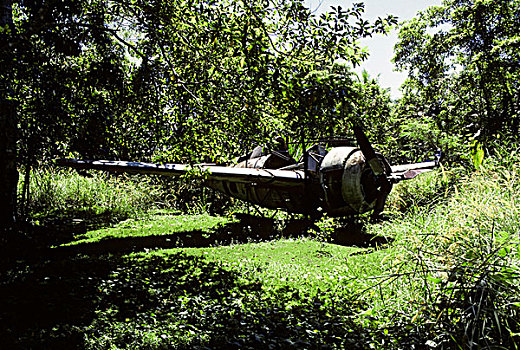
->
(306, 0, 442, 98)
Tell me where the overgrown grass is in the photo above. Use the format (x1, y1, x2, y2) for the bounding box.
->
(6, 150, 520, 348)
(21, 167, 168, 224)
(385, 164, 464, 214)
(364, 152, 520, 347)
(61, 210, 233, 246)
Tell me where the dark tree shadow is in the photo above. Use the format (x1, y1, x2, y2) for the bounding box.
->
(0, 243, 373, 349)
(56, 213, 280, 255)
(0, 248, 247, 349)
(1, 252, 119, 349)
(331, 221, 392, 247)
(0, 212, 395, 349)
(52, 214, 390, 256)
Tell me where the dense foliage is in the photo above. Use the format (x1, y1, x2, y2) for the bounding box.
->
(6, 0, 396, 167)
(393, 0, 520, 163)
(2, 0, 520, 347)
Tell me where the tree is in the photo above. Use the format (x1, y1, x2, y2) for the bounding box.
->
(2, 0, 397, 223)
(0, 0, 18, 231)
(6, 0, 137, 219)
(113, 0, 397, 162)
(394, 0, 520, 155)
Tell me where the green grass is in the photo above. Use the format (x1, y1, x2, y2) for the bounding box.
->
(61, 210, 234, 246)
(140, 238, 389, 297)
(5, 149, 520, 349)
(362, 154, 520, 345)
(21, 167, 169, 225)
(78, 250, 373, 349)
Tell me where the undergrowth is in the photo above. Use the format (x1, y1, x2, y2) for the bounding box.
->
(365, 149, 520, 348)
(20, 168, 168, 224)
(385, 164, 464, 214)
(5, 149, 520, 348)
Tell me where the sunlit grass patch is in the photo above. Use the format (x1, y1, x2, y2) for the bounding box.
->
(60, 211, 234, 246)
(134, 238, 393, 298)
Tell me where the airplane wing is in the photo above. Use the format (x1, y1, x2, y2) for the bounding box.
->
(389, 160, 438, 183)
(56, 159, 306, 188)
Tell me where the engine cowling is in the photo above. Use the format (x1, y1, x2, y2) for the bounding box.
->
(319, 147, 390, 216)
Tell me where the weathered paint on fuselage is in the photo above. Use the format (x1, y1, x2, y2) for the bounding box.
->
(206, 152, 314, 213)
(206, 147, 389, 217)
(206, 179, 314, 214)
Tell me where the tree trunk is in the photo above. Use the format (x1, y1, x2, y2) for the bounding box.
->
(0, 0, 18, 232)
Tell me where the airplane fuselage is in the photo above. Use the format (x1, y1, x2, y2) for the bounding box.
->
(207, 146, 389, 217)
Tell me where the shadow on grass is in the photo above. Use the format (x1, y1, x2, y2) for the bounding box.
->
(33, 208, 130, 239)
(57, 213, 280, 255)
(0, 251, 119, 349)
(332, 221, 392, 247)
(0, 250, 244, 349)
(0, 241, 373, 349)
(54, 214, 390, 256)
(0, 211, 395, 349)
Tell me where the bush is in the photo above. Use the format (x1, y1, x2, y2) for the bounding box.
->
(386, 165, 464, 214)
